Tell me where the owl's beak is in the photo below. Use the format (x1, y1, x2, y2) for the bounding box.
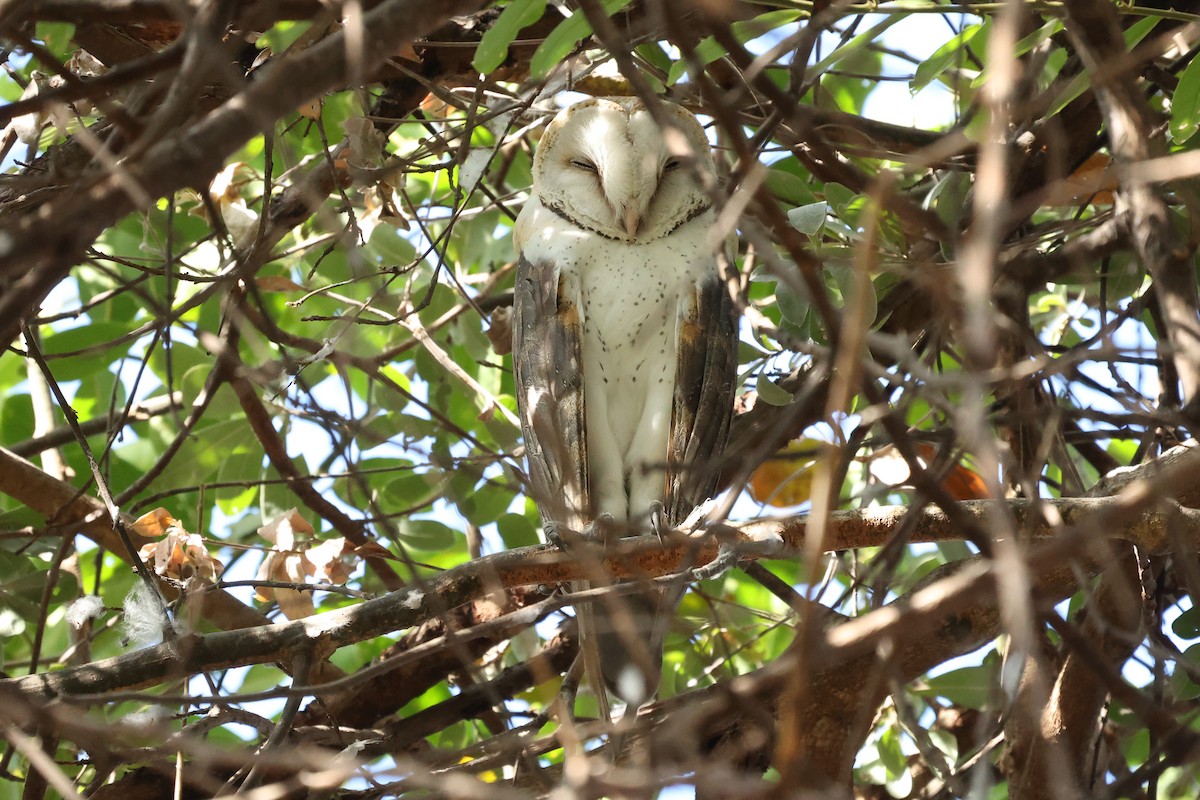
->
(621, 204, 640, 239)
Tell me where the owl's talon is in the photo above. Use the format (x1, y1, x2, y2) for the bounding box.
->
(544, 521, 566, 549)
(648, 501, 667, 543)
(582, 512, 616, 542)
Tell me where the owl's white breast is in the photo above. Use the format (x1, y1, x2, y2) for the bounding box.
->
(516, 197, 717, 468)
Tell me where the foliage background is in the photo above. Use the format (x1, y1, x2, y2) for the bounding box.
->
(2, 0, 1200, 798)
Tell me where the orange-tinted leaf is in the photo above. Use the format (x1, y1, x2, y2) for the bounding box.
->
(354, 541, 400, 561)
(255, 511, 353, 618)
(487, 307, 513, 356)
(256, 551, 316, 618)
(940, 462, 990, 500)
(395, 41, 421, 62)
(1043, 152, 1116, 207)
(913, 443, 991, 500)
(130, 507, 177, 538)
(136, 511, 224, 584)
(258, 508, 315, 550)
(748, 438, 826, 507)
(306, 537, 354, 585)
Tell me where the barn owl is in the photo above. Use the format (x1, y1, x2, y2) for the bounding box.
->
(512, 97, 738, 710)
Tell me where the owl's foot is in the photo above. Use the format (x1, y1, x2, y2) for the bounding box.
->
(582, 512, 616, 543)
(543, 520, 566, 549)
(648, 501, 667, 543)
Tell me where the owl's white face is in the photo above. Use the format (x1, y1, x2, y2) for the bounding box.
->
(528, 97, 715, 243)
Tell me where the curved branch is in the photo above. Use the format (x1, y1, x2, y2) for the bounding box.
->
(0, 445, 268, 632)
(8, 436, 1200, 703)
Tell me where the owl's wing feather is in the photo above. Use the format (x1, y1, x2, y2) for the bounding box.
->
(512, 255, 590, 534)
(666, 274, 739, 527)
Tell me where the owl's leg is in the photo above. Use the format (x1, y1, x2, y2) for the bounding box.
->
(626, 371, 675, 532)
(583, 365, 628, 537)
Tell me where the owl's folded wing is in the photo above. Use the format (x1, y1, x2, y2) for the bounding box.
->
(666, 275, 739, 528)
(512, 255, 590, 534)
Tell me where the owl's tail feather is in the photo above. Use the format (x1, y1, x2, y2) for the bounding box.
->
(592, 582, 682, 709)
(572, 584, 613, 724)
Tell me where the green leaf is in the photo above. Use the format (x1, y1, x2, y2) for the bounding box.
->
(1172, 604, 1200, 640)
(928, 728, 959, 764)
(635, 42, 672, 75)
(755, 370, 793, 406)
(366, 223, 416, 267)
(1171, 54, 1200, 144)
(912, 23, 984, 93)
(473, 0, 547, 74)
(237, 664, 283, 695)
(667, 9, 802, 86)
(35, 22, 75, 56)
(926, 171, 971, 235)
(398, 518, 458, 552)
(0, 393, 34, 447)
(1124, 727, 1150, 766)
(256, 20, 313, 52)
(809, 14, 902, 81)
(380, 471, 443, 514)
(497, 512, 539, 549)
(919, 663, 997, 710)
(0, 607, 24, 637)
(529, 0, 632, 78)
(775, 283, 809, 327)
(879, 725, 913, 795)
(463, 482, 515, 525)
(668, 37, 725, 86)
(41, 322, 135, 382)
(765, 167, 816, 207)
(823, 182, 856, 215)
(855, 735, 889, 785)
(786, 201, 828, 235)
(936, 540, 972, 563)
(828, 265, 877, 326)
(1045, 15, 1159, 117)
(1171, 643, 1200, 700)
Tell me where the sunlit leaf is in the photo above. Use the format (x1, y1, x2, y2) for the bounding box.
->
(748, 438, 827, 507)
(529, 0, 632, 78)
(473, 0, 547, 74)
(911, 23, 984, 93)
(786, 201, 828, 235)
(1171, 54, 1200, 144)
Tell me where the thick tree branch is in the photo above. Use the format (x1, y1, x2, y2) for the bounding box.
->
(7, 437, 1200, 704)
